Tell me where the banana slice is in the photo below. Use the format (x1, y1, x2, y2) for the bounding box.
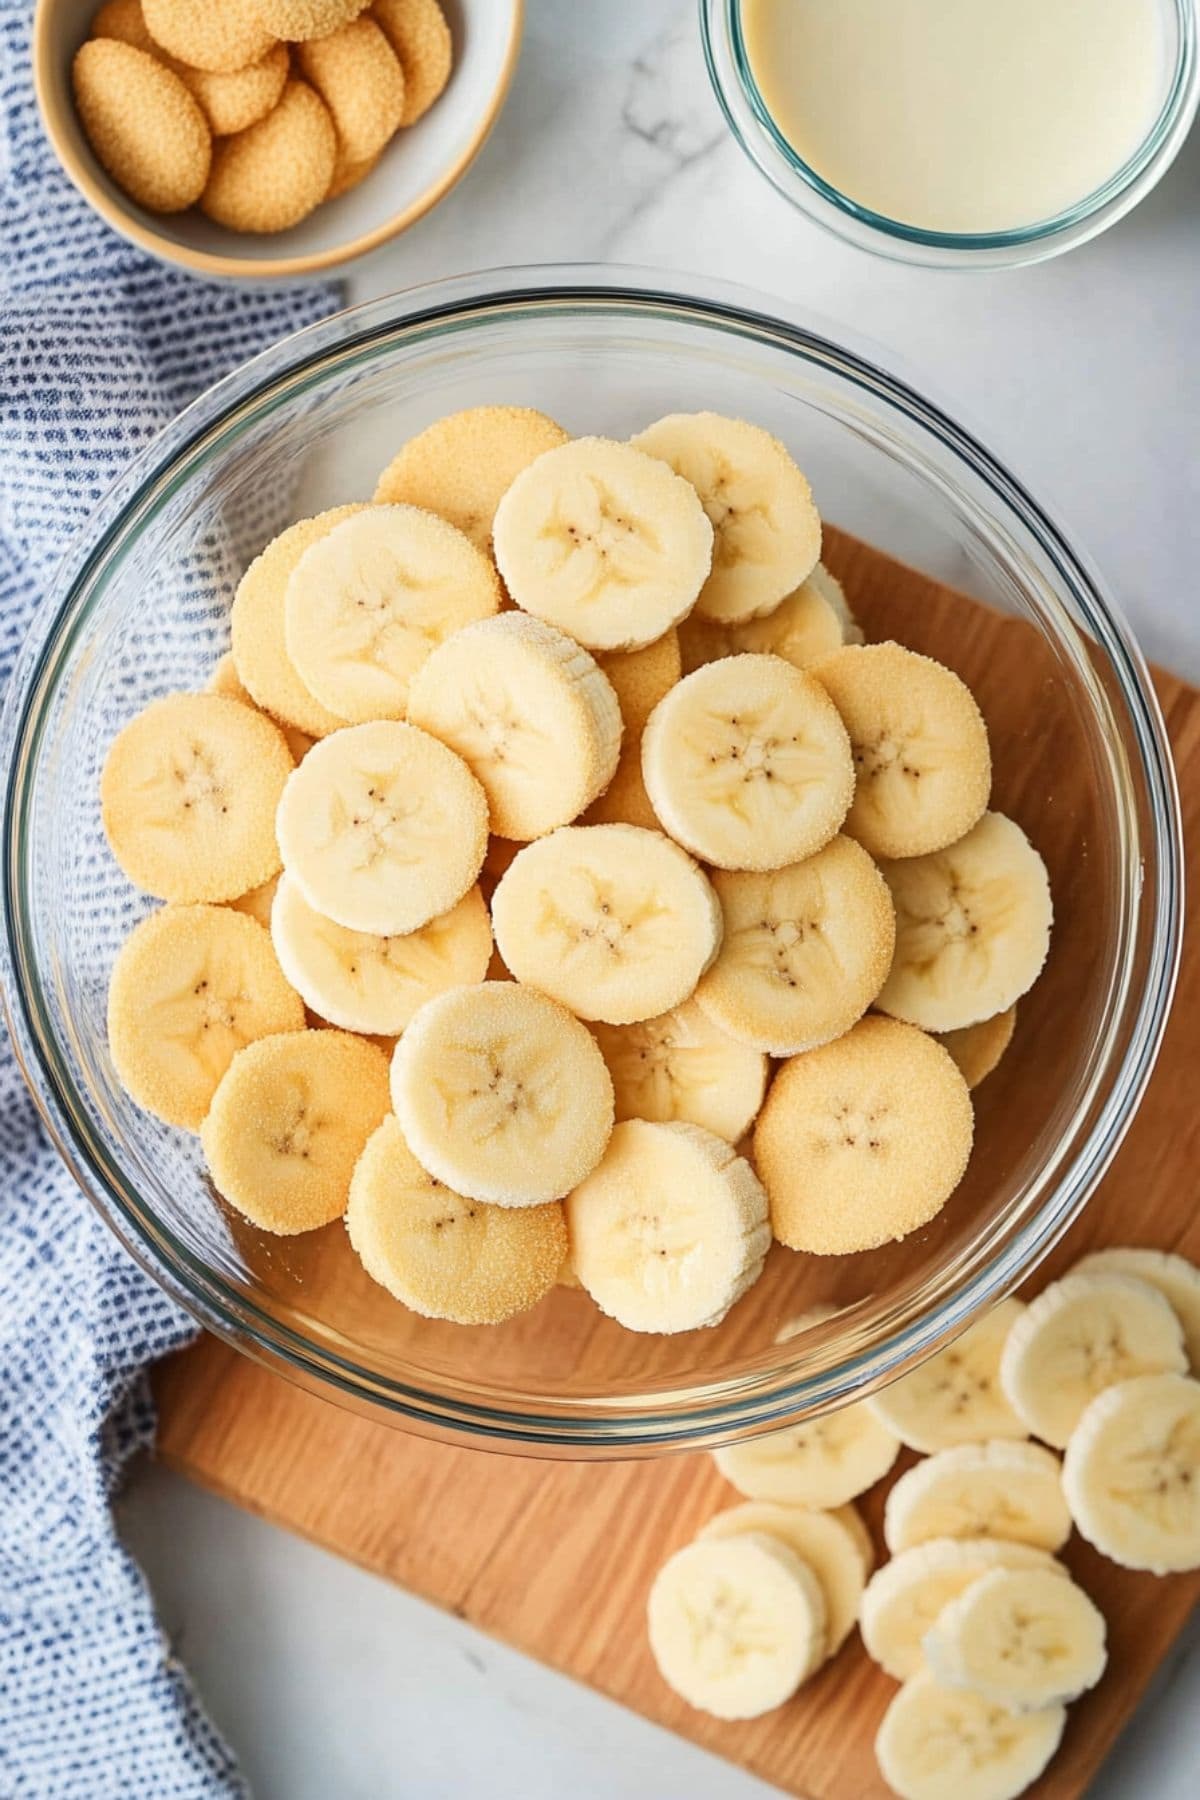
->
(346, 1115, 566, 1325)
(406, 613, 621, 840)
(679, 562, 856, 674)
(999, 1271, 1188, 1449)
(589, 999, 768, 1143)
(283, 504, 501, 726)
(270, 875, 492, 1036)
(490, 825, 722, 1026)
(201, 1029, 391, 1235)
(875, 813, 1053, 1032)
(566, 1120, 769, 1333)
(699, 1501, 873, 1654)
(1071, 1246, 1200, 1371)
(813, 644, 991, 859)
(107, 904, 304, 1130)
(935, 1006, 1017, 1091)
(884, 1441, 1071, 1555)
(275, 720, 488, 936)
(714, 1401, 900, 1508)
(755, 1016, 974, 1255)
(1063, 1372, 1200, 1573)
(491, 436, 714, 651)
(647, 1533, 828, 1719)
(596, 629, 682, 733)
(876, 1668, 1065, 1800)
(229, 873, 279, 930)
(373, 406, 570, 552)
(693, 837, 895, 1055)
(232, 507, 364, 737)
(641, 653, 854, 871)
(580, 743, 661, 830)
(101, 692, 293, 904)
(631, 412, 821, 625)
(390, 982, 614, 1207)
(868, 1299, 1028, 1454)
(924, 1566, 1107, 1713)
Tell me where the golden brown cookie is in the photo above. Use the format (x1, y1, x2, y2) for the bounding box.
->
(201, 79, 337, 232)
(73, 39, 212, 213)
(295, 17, 405, 166)
(142, 0, 277, 73)
(372, 0, 452, 125)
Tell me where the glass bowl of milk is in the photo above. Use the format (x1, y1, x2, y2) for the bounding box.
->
(702, 0, 1198, 266)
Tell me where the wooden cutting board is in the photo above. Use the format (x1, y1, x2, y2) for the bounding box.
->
(153, 531, 1200, 1800)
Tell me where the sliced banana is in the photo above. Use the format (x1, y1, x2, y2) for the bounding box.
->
(884, 1441, 1071, 1555)
(406, 613, 621, 840)
(699, 1501, 873, 1653)
(1063, 1372, 1200, 1573)
(999, 1271, 1188, 1449)
(631, 412, 820, 625)
(580, 743, 661, 830)
(107, 904, 304, 1130)
(1071, 1246, 1200, 1371)
(679, 562, 856, 674)
(589, 999, 768, 1143)
(713, 1401, 900, 1508)
(275, 720, 488, 937)
(566, 1120, 769, 1333)
(755, 1016, 974, 1255)
(346, 1115, 566, 1325)
(641, 653, 854, 871)
(491, 436, 714, 651)
(101, 692, 293, 903)
(373, 405, 570, 552)
(201, 1029, 391, 1235)
(868, 1299, 1028, 1454)
(490, 825, 722, 1026)
(876, 812, 1053, 1032)
(693, 836, 895, 1055)
(270, 875, 491, 1036)
(813, 643, 992, 859)
(935, 1006, 1017, 1091)
(596, 629, 682, 733)
(390, 981, 614, 1206)
(283, 504, 501, 726)
(924, 1565, 1107, 1713)
(860, 1537, 1065, 1682)
(647, 1533, 828, 1720)
(876, 1668, 1065, 1800)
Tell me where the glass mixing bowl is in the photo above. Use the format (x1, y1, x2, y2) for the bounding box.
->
(0, 268, 1181, 1456)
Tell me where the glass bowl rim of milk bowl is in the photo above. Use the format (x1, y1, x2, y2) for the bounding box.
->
(703, 0, 1199, 267)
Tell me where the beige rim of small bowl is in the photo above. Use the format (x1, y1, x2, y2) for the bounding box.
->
(32, 0, 524, 280)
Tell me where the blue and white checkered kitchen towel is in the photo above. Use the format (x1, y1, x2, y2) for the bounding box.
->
(0, 6, 337, 1793)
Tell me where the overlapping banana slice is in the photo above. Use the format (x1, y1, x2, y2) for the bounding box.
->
(373, 405, 570, 551)
(714, 1401, 900, 1509)
(875, 1668, 1065, 1800)
(883, 1440, 1071, 1554)
(935, 1006, 1017, 1091)
(679, 562, 859, 675)
(699, 1502, 873, 1654)
(869, 1299, 1028, 1453)
(631, 412, 821, 624)
(589, 999, 768, 1143)
(924, 1565, 1107, 1712)
(1071, 1246, 1200, 1370)
(1063, 1372, 1200, 1573)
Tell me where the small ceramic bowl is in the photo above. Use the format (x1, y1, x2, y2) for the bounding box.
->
(32, 0, 522, 280)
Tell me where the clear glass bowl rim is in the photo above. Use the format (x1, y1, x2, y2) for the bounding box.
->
(0, 265, 1183, 1454)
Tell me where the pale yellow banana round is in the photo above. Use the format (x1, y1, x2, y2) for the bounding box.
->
(679, 562, 855, 674)
(201, 1029, 391, 1236)
(390, 982, 615, 1207)
(283, 505, 501, 726)
(699, 1500, 872, 1653)
(868, 1298, 1028, 1453)
(925, 1565, 1107, 1712)
(346, 1115, 567, 1325)
(693, 836, 895, 1055)
(590, 999, 768, 1143)
(406, 613, 621, 840)
(883, 1440, 1072, 1554)
(270, 875, 491, 1036)
(490, 824, 722, 1025)
(813, 642, 992, 859)
(876, 1668, 1065, 1800)
(876, 812, 1053, 1032)
(595, 630, 681, 733)
(713, 1400, 900, 1509)
(373, 405, 569, 551)
(1063, 1372, 1200, 1574)
(934, 1006, 1017, 1091)
(755, 1016, 974, 1256)
(275, 720, 488, 936)
(1071, 1246, 1200, 1371)
(492, 436, 714, 651)
(641, 653, 854, 871)
(631, 412, 821, 625)
(101, 692, 293, 904)
(107, 903, 304, 1130)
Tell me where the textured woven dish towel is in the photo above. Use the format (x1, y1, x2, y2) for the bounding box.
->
(0, 8, 337, 1794)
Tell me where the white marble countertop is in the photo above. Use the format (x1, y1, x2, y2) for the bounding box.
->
(119, 1, 1199, 1794)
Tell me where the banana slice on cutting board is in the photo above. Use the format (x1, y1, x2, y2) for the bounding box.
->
(924, 1566, 1107, 1712)
(390, 982, 615, 1207)
(699, 1501, 873, 1654)
(276, 720, 488, 937)
(346, 1114, 567, 1325)
(1063, 1372, 1200, 1573)
(492, 436, 714, 651)
(490, 825, 722, 1025)
(883, 1440, 1071, 1555)
(1070, 1246, 1200, 1371)
(876, 812, 1053, 1032)
(693, 836, 895, 1055)
(407, 612, 622, 839)
(679, 562, 858, 674)
(868, 1298, 1028, 1453)
(641, 653, 854, 871)
(283, 504, 501, 725)
(373, 405, 570, 551)
(647, 1533, 828, 1719)
(754, 1016, 974, 1255)
(935, 1006, 1017, 1091)
(714, 1401, 900, 1509)
(999, 1270, 1188, 1448)
(631, 412, 821, 625)
(589, 999, 768, 1144)
(565, 1119, 769, 1333)
(875, 1668, 1065, 1800)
